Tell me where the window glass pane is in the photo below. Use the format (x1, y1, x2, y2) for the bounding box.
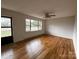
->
(31, 20, 38, 26)
(31, 20, 38, 31)
(1, 28, 11, 37)
(39, 20, 42, 30)
(26, 19, 30, 31)
(26, 25, 30, 31)
(31, 27, 38, 31)
(26, 19, 30, 25)
(1, 17, 11, 37)
(1, 17, 11, 27)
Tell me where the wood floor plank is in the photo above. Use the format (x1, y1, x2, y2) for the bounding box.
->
(1, 35, 76, 59)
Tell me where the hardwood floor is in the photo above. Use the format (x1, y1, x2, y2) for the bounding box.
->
(1, 35, 76, 59)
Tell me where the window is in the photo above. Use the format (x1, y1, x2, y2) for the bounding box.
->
(1, 17, 12, 37)
(25, 19, 42, 31)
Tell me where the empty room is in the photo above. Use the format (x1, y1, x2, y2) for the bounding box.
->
(1, 0, 77, 59)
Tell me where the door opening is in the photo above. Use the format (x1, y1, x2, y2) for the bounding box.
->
(1, 16, 13, 45)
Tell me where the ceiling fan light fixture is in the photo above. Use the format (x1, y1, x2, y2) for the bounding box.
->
(44, 12, 56, 18)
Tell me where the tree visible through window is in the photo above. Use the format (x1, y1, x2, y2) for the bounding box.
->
(25, 19, 42, 31)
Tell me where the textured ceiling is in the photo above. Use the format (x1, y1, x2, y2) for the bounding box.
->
(1, 0, 76, 19)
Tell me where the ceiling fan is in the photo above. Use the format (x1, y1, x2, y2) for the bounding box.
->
(44, 12, 56, 18)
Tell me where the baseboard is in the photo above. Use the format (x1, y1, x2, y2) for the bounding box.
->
(46, 34, 73, 40)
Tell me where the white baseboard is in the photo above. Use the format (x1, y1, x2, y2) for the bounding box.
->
(47, 33, 73, 39)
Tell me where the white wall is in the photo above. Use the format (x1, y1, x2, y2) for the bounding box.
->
(46, 16, 75, 39)
(1, 8, 45, 42)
